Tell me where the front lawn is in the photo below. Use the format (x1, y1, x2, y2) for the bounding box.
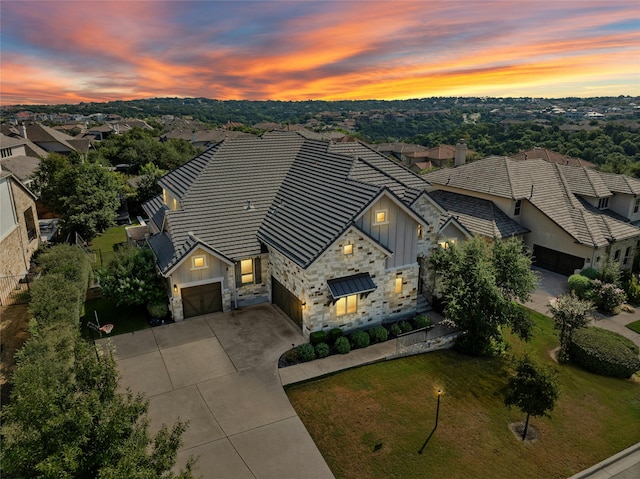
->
(286, 308, 640, 479)
(80, 297, 149, 339)
(626, 320, 640, 334)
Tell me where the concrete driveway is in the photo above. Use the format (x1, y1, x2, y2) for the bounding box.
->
(98, 303, 335, 479)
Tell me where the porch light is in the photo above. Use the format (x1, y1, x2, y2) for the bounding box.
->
(173, 284, 178, 293)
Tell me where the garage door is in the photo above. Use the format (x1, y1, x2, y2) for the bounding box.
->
(533, 245, 585, 276)
(182, 282, 223, 318)
(272, 276, 303, 328)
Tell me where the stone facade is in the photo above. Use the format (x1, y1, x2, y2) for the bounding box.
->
(268, 227, 419, 337)
(234, 255, 269, 307)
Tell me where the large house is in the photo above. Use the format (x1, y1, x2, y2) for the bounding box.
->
(424, 156, 640, 275)
(143, 132, 474, 336)
(0, 167, 40, 304)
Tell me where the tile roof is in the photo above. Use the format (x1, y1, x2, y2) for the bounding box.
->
(0, 156, 40, 183)
(597, 171, 640, 195)
(147, 132, 434, 272)
(142, 194, 169, 231)
(424, 157, 640, 247)
(511, 147, 595, 168)
(429, 190, 529, 239)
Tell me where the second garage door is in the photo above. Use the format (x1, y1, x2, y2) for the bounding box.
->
(533, 245, 585, 276)
(182, 282, 223, 318)
(272, 276, 303, 328)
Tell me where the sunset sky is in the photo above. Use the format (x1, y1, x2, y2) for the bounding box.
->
(1, 0, 639, 105)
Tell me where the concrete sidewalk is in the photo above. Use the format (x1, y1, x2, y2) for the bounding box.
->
(567, 443, 640, 479)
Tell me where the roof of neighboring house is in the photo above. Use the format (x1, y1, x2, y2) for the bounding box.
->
(0, 134, 26, 148)
(161, 128, 254, 143)
(144, 132, 434, 272)
(558, 165, 611, 198)
(429, 190, 530, 239)
(424, 157, 640, 247)
(597, 171, 640, 195)
(0, 156, 40, 183)
(511, 147, 595, 168)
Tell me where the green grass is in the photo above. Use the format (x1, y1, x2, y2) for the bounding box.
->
(286, 308, 640, 479)
(90, 225, 128, 252)
(80, 297, 149, 339)
(626, 320, 640, 334)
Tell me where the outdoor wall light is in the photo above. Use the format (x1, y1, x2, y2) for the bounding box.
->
(173, 284, 178, 293)
(302, 302, 307, 310)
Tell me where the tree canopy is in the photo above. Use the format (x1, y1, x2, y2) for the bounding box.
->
(504, 354, 560, 440)
(430, 237, 538, 356)
(548, 293, 593, 363)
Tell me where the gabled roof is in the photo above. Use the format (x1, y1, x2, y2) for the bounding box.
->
(597, 171, 640, 195)
(0, 156, 40, 183)
(429, 190, 529, 239)
(511, 147, 595, 168)
(424, 157, 640, 248)
(147, 132, 434, 273)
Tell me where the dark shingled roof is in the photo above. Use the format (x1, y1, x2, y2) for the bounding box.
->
(146, 132, 433, 272)
(142, 194, 169, 231)
(429, 190, 529, 239)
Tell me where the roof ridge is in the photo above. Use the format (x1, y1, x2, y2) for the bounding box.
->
(504, 157, 516, 198)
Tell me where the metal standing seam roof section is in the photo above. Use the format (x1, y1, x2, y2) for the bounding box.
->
(327, 273, 377, 299)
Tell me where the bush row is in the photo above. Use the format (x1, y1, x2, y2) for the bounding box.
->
(285, 315, 432, 365)
(568, 327, 640, 379)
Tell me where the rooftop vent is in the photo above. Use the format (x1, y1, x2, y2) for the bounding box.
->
(244, 200, 256, 211)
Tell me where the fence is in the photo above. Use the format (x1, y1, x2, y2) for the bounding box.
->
(392, 324, 460, 358)
(0, 273, 38, 306)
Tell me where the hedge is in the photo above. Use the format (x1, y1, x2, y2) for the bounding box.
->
(569, 327, 640, 379)
(350, 330, 370, 349)
(568, 274, 593, 300)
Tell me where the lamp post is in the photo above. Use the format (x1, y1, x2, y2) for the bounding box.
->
(418, 389, 443, 454)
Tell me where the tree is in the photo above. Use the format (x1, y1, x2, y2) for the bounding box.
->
(548, 293, 593, 362)
(1, 244, 195, 478)
(504, 354, 559, 441)
(97, 245, 165, 307)
(135, 162, 166, 205)
(430, 237, 538, 356)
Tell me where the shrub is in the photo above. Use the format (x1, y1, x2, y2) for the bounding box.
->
(334, 336, 351, 354)
(389, 323, 402, 337)
(295, 343, 316, 362)
(147, 301, 168, 318)
(592, 279, 627, 314)
(568, 274, 593, 300)
(315, 342, 330, 358)
(399, 320, 413, 333)
(368, 326, 388, 344)
(283, 348, 298, 364)
(310, 330, 327, 346)
(580, 267, 600, 280)
(625, 275, 640, 305)
(569, 327, 640, 378)
(328, 328, 344, 345)
(413, 314, 432, 329)
(350, 330, 370, 349)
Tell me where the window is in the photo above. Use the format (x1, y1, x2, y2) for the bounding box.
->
(374, 209, 388, 225)
(634, 198, 640, 214)
(417, 225, 423, 239)
(192, 255, 207, 269)
(336, 294, 357, 316)
(438, 239, 456, 249)
(395, 277, 403, 294)
(514, 199, 522, 216)
(343, 244, 353, 255)
(23, 207, 37, 241)
(241, 259, 253, 284)
(624, 246, 631, 265)
(1, 148, 11, 159)
(598, 197, 609, 209)
(614, 249, 621, 261)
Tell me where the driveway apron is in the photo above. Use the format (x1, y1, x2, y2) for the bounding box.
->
(98, 303, 335, 479)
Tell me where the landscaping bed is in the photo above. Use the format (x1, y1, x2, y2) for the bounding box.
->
(278, 315, 432, 368)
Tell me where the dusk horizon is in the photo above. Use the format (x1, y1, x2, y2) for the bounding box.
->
(1, 0, 639, 106)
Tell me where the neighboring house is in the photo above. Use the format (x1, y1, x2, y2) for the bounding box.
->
(143, 132, 468, 336)
(511, 147, 595, 168)
(1, 122, 90, 156)
(160, 128, 254, 148)
(0, 133, 42, 188)
(0, 167, 40, 304)
(424, 156, 640, 275)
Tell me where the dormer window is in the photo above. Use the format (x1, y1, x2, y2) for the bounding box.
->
(514, 200, 522, 216)
(343, 244, 353, 255)
(374, 209, 388, 225)
(598, 197, 609, 210)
